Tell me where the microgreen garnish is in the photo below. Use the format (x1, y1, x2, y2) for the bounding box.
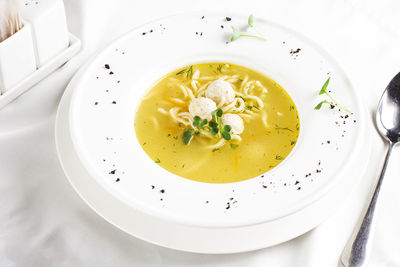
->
(248, 14, 264, 37)
(314, 78, 352, 113)
(224, 125, 232, 132)
(193, 116, 201, 127)
(183, 129, 194, 145)
(314, 100, 332, 110)
(209, 121, 219, 136)
(230, 15, 266, 42)
(217, 64, 223, 73)
(221, 125, 232, 140)
(212, 108, 223, 119)
(199, 119, 208, 129)
(183, 108, 233, 147)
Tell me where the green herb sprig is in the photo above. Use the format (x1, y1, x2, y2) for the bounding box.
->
(314, 78, 352, 114)
(183, 108, 232, 145)
(231, 14, 266, 42)
(183, 129, 194, 145)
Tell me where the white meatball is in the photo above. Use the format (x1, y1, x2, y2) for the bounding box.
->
(221, 113, 244, 134)
(188, 97, 217, 120)
(205, 79, 236, 107)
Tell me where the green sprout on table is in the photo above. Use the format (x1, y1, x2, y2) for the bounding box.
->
(314, 78, 352, 114)
(231, 14, 266, 42)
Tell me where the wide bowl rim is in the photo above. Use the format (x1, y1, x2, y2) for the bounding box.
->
(67, 11, 367, 228)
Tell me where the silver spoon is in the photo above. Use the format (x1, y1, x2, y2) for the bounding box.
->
(340, 72, 400, 267)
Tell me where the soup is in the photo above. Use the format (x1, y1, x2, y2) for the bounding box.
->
(134, 63, 299, 183)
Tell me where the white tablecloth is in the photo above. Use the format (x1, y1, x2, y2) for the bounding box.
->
(1, 0, 400, 266)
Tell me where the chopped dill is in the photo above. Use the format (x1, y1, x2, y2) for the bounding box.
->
(176, 68, 186, 75)
(230, 143, 239, 149)
(186, 65, 193, 78)
(246, 105, 260, 111)
(275, 125, 294, 132)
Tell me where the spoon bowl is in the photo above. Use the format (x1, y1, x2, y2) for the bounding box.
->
(376, 72, 400, 144)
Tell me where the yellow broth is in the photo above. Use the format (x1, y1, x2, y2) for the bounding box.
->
(134, 63, 299, 183)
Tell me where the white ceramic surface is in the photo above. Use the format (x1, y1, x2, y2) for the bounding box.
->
(67, 13, 368, 228)
(20, 0, 70, 67)
(55, 60, 371, 253)
(0, 33, 81, 110)
(0, 22, 36, 94)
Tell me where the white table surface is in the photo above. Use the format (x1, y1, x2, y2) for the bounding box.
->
(1, 0, 400, 266)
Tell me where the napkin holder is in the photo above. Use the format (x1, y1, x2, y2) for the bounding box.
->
(0, 0, 81, 110)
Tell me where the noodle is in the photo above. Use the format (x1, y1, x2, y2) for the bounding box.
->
(159, 65, 270, 149)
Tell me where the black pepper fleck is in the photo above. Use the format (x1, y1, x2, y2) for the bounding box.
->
(290, 48, 301, 54)
(109, 71, 114, 75)
(160, 189, 165, 193)
(226, 17, 231, 21)
(115, 178, 120, 182)
(109, 169, 116, 175)
(104, 64, 110, 69)
(112, 101, 117, 104)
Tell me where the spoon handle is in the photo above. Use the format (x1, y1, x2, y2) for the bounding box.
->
(340, 142, 394, 267)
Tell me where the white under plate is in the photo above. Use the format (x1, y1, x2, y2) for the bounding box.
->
(56, 12, 371, 252)
(55, 67, 371, 253)
(0, 33, 81, 110)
